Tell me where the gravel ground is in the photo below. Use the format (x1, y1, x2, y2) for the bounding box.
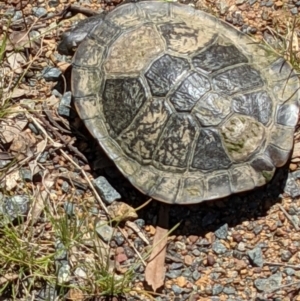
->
(1, 0, 300, 300)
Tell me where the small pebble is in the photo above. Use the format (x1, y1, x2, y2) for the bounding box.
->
(247, 247, 264, 267)
(95, 221, 114, 242)
(93, 176, 121, 204)
(32, 7, 47, 18)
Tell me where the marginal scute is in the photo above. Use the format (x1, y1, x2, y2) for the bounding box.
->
(103, 78, 146, 136)
(73, 39, 104, 67)
(98, 137, 123, 160)
(104, 25, 164, 74)
(232, 90, 272, 125)
(72, 67, 101, 98)
(83, 118, 108, 140)
(267, 58, 300, 103)
(192, 43, 248, 73)
(276, 103, 299, 127)
(145, 54, 190, 97)
(230, 165, 256, 193)
(139, 1, 171, 22)
(117, 98, 173, 161)
(270, 125, 294, 151)
(221, 114, 265, 162)
(206, 173, 231, 200)
(250, 156, 275, 185)
(170, 72, 210, 112)
(192, 128, 231, 170)
(129, 166, 158, 195)
(107, 3, 143, 28)
(74, 96, 101, 120)
(265, 144, 291, 167)
(114, 156, 139, 177)
(193, 92, 231, 126)
(151, 177, 180, 204)
(179, 177, 205, 203)
(90, 20, 121, 46)
(154, 114, 197, 169)
(212, 65, 264, 95)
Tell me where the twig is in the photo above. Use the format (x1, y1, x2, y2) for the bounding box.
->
(278, 203, 300, 230)
(264, 261, 300, 269)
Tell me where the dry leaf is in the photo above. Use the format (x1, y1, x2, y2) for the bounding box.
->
(145, 204, 169, 292)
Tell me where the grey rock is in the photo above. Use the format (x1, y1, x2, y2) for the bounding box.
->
(192, 249, 201, 256)
(170, 262, 184, 269)
(28, 122, 40, 135)
(1, 195, 30, 222)
(166, 269, 182, 279)
(284, 268, 295, 276)
(55, 240, 68, 260)
(265, 0, 274, 6)
(114, 232, 125, 246)
(236, 0, 246, 4)
(64, 202, 75, 216)
(49, 0, 60, 7)
(284, 171, 300, 197)
(215, 223, 228, 239)
(32, 7, 47, 18)
(223, 286, 236, 295)
(212, 284, 223, 295)
(247, 247, 264, 267)
(61, 181, 69, 193)
(35, 283, 57, 301)
(134, 218, 145, 228)
(57, 263, 71, 284)
(12, 11, 22, 21)
(42, 67, 61, 81)
(253, 225, 263, 235)
(281, 250, 292, 262)
(192, 270, 201, 280)
(248, 0, 257, 5)
(212, 240, 227, 254)
(254, 272, 282, 292)
(291, 7, 299, 14)
(38, 151, 49, 163)
(58, 92, 72, 117)
(93, 176, 121, 204)
(124, 246, 135, 258)
(20, 168, 32, 181)
(182, 268, 192, 277)
(296, 1, 300, 7)
(95, 221, 114, 242)
(172, 284, 182, 295)
(0, 160, 11, 169)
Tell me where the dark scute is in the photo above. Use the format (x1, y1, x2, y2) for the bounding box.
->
(251, 156, 274, 172)
(145, 54, 190, 97)
(170, 72, 210, 112)
(232, 90, 272, 125)
(103, 78, 146, 136)
(192, 129, 231, 170)
(154, 114, 197, 168)
(212, 65, 264, 95)
(192, 43, 248, 73)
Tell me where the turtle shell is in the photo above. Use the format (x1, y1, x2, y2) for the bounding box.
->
(72, 1, 299, 204)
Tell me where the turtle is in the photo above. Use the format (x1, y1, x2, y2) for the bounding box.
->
(59, 1, 299, 205)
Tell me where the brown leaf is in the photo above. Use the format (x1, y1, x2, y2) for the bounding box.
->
(145, 204, 169, 292)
